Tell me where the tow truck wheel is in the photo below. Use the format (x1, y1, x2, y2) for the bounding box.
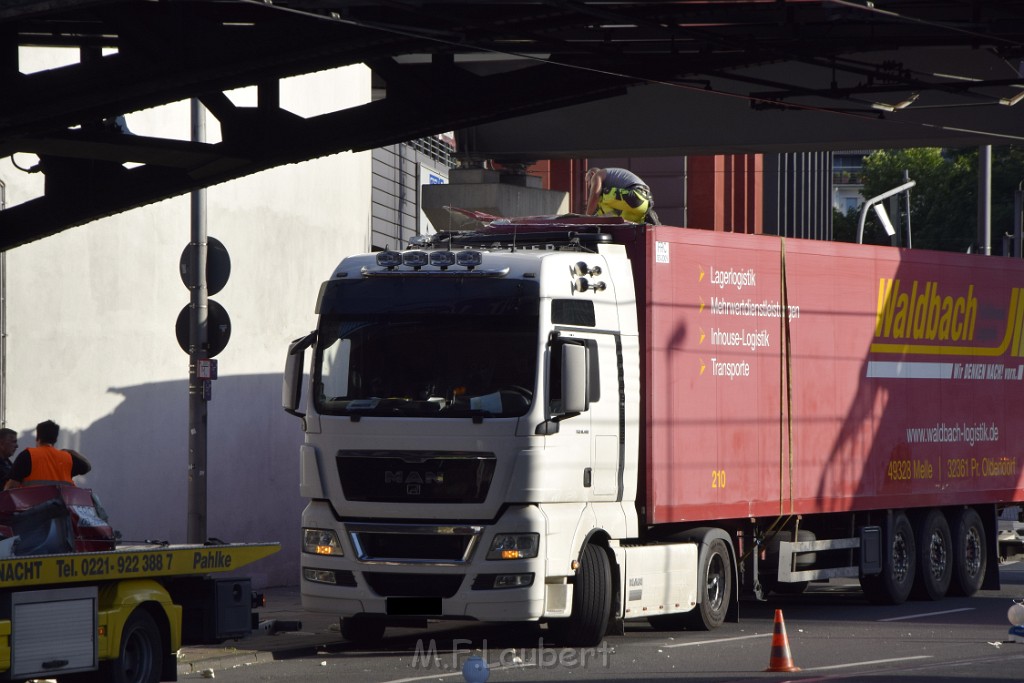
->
(108, 608, 161, 683)
(861, 512, 916, 605)
(949, 507, 986, 596)
(913, 508, 952, 600)
(548, 543, 612, 646)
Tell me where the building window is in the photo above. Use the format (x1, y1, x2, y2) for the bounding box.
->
(833, 153, 866, 185)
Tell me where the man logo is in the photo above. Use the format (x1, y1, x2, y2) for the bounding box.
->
(384, 471, 445, 485)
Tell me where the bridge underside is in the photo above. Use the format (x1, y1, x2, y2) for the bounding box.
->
(0, 1, 1022, 249)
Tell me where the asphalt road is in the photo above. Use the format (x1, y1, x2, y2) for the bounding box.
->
(183, 560, 1024, 683)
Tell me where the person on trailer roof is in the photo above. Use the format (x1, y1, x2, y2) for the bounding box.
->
(4, 419, 90, 489)
(585, 167, 660, 224)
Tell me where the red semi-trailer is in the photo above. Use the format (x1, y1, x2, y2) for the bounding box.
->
(619, 224, 1018, 601)
(285, 216, 1022, 645)
(625, 225, 1020, 520)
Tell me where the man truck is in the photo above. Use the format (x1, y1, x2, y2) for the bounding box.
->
(284, 215, 1021, 645)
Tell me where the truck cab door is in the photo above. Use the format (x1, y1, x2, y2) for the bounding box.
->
(588, 334, 621, 498)
(549, 334, 621, 500)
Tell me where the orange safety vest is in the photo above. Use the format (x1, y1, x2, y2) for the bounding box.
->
(24, 445, 74, 485)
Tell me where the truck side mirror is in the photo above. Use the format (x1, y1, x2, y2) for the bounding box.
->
(537, 338, 596, 434)
(561, 342, 590, 414)
(283, 331, 316, 417)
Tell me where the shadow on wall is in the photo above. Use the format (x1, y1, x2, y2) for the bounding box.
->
(11, 374, 303, 589)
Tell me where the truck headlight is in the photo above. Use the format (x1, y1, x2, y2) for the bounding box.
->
(303, 528, 344, 556)
(486, 533, 539, 560)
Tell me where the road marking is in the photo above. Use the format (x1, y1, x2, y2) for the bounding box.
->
(664, 632, 771, 648)
(382, 661, 537, 683)
(878, 607, 974, 622)
(805, 655, 933, 671)
(383, 673, 466, 683)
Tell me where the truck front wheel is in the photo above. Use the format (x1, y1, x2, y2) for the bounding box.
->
(548, 543, 612, 646)
(108, 609, 161, 683)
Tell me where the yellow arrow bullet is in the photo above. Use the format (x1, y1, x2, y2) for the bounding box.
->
(699, 296, 705, 313)
(699, 358, 706, 375)
(699, 264, 705, 282)
(699, 327, 706, 344)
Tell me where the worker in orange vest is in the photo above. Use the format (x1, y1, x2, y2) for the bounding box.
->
(4, 419, 91, 489)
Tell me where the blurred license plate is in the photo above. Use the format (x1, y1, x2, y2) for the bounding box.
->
(386, 597, 441, 616)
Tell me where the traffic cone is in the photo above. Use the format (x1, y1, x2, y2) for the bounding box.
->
(764, 609, 800, 672)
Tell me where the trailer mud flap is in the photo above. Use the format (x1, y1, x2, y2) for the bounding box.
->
(861, 525, 882, 575)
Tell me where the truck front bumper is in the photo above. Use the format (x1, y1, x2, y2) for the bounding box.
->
(300, 576, 546, 623)
(300, 502, 550, 622)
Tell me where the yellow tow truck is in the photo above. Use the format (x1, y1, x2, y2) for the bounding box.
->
(0, 542, 278, 683)
(0, 486, 278, 683)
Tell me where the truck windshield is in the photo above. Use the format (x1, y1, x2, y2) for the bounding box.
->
(314, 277, 539, 418)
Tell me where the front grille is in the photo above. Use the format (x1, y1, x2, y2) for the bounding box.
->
(363, 572, 464, 598)
(347, 523, 482, 563)
(355, 533, 470, 562)
(337, 451, 496, 503)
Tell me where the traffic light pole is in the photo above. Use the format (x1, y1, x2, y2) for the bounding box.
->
(187, 97, 208, 544)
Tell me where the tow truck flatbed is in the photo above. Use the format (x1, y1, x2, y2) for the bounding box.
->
(0, 542, 279, 588)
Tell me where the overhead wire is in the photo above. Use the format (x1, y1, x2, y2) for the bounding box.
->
(238, 0, 1024, 142)
(825, 0, 1022, 47)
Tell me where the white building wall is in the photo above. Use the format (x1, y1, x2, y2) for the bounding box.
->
(0, 54, 372, 588)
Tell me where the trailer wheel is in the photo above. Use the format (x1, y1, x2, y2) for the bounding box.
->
(340, 614, 386, 644)
(108, 609, 161, 683)
(861, 512, 915, 604)
(913, 508, 952, 600)
(548, 543, 612, 646)
(949, 507, 986, 596)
